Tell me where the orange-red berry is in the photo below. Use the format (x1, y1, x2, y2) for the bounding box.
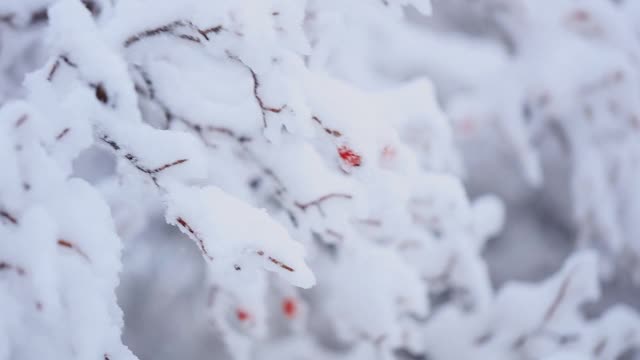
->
(282, 297, 297, 319)
(381, 145, 396, 160)
(338, 146, 362, 167)
(236, 308, 250, 321)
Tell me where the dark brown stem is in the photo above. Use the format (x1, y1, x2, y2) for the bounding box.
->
(14, 114, 28, 128)
(48, 55, 78, 82)
(226, 51, 286, 128)
(55, 128, 70, 141)
(0, 209, 18, 225)
(99, 135, 188, 187)
(124, 20, 224, 48)
(0, 261, 26, 276)
(312, 115, 342, 137)
(176, 217, 213, 261)
(256, 250, 295, 272)
(294, 193, 353, 216)
(542, 267, 578, 323)
(0, 8, 48, 30)
(57, 239, 91, 262)
(511, 267, 580, 350)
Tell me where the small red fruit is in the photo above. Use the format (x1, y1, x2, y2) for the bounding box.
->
(236, 308, 250, 322)
(570, 9, 590, 22)
(459, 117, 475, 135)
(381, 145, 396, 160)
(282, 297, 297, 319)
(338, 146, 362, 167)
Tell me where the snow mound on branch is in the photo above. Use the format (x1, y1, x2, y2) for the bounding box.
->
(165, 184, 315, 288)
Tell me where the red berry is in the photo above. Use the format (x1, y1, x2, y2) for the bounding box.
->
(282, 297, 297, 319)
(571, 9, 590, 22)
(236, 308, 250, 321)
(338, 146, 362, 167)
(381, 145, 396, 160)
(459, 117, 475, 135)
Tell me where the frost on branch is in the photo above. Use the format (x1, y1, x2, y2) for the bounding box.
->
(423, 252, 640, 359)
(0, 0, 639, 359)
(165, 184, 315, 289)
(36, 0, 316, 292)
(0, 99, 134, 358)
(402, 0, 640, 278)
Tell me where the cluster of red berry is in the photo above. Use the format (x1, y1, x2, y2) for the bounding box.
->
(235, 297, 298, 322)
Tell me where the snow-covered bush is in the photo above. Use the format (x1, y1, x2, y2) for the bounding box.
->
(0, 1, 638, 360)
(0, 79, 134, 359)
(399, 0, 640, 278)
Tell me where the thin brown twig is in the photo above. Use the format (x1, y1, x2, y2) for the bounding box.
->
(0, 8, 48, 30)
(542, 267, 578, 323)
(312, 115, 342, 137)
(0, 209, 18, 225)
(14, 114, 28, 128)
(294, 193, 353, 215)
(99, 135, 188, 186)
(256, 250, 294, 272)
(0, 261, 26, 276)
(47, 55, 78, 82)
(57, 239, 91, 262)
(176, 217, 213, 261)
(55, 128, 70, 141)
(124, 20, 224, 47)
(226, 51, 286, 128)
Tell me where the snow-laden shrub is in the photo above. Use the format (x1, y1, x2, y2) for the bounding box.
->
(401, 0, 640, 278)
(0, 1, 638, 360)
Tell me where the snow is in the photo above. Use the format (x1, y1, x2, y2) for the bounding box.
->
(165, 184, 315, 289)
(0, 0, 638, 359)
